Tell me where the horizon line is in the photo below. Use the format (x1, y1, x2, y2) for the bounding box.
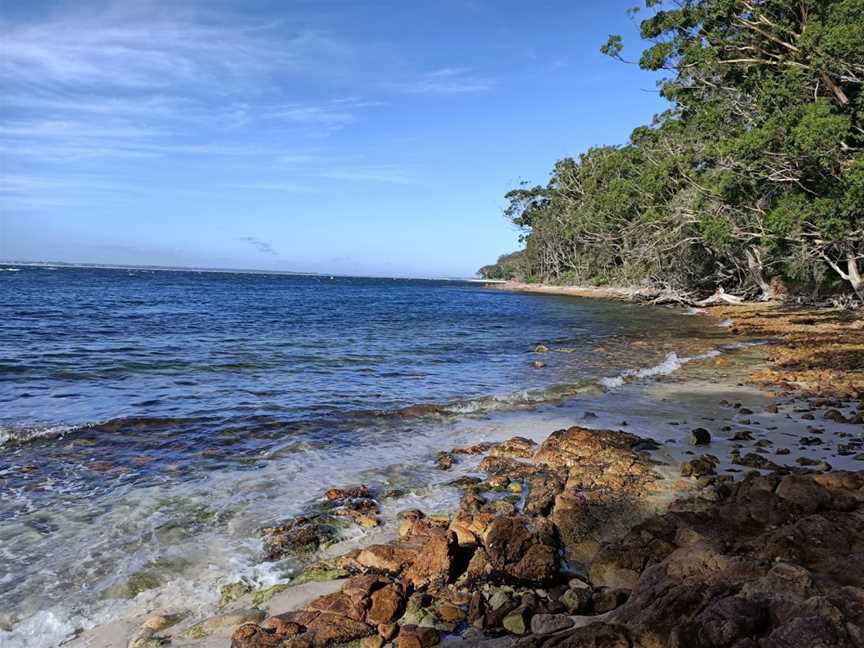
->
(0, 258, 483, 282)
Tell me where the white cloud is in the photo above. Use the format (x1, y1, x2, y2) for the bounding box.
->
(392, 67, 494, 95)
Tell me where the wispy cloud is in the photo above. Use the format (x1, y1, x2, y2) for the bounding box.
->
(318, 165, 415, 184)
(240, 236, 277, 255)
(392, 68, 494, 95)
(229, 182, 316, 192)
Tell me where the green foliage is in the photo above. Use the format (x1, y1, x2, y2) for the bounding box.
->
(484, 0, 864, 298)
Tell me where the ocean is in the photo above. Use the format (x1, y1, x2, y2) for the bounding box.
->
(0, 265, 735, 646)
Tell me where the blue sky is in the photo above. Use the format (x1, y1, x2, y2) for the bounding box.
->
(1, 0, 666, 277)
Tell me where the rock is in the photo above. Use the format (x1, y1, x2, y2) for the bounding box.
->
(680, 457, 716, 477)
(688, 428, 711, 445)
(513, 623, 631, 648)
(560, 586, 592, 614)
(378, 622, 398, 640)
(304, 612, 372, 647)
(355, 541, 424, 574)
(452, 442, 496, 455)
(367, 584, 405, 625)
(128, 628, 167, 648)
(437, 603, 465, 622)
(324, 485, 370, 501)
(482, 516, 559, 583)
(824, 409, 849, 423)
(731, 430, 753, 441)
(435, 452, 455, 470)
(305, 590, 368, 622)
(262, 516, 334, 559)
(532, 361, 546, 369)
(490, 437, 538, 459)
(535, 344, 549, 353)
(141, 614, 183, 632)
(231, 624, 286, 648)
(530, 613, 574, 635)
(396, 625, 439, 648)
(733, 452, 781, 471)
(404, 529, 456, 591)
(361, 635, 385, 648)
(592, 588, 629, 613)
(502, 606, 531, 635)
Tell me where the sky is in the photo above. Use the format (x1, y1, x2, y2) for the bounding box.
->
(0, 0, 667, 278)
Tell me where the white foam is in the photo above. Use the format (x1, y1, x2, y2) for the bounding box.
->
(600, 349, 722, 390)
(0, 424, 77, 447)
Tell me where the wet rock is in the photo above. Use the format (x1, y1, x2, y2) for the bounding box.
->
(730, 430, 753, 441)
(680, 456, 717, 478)
(324, 485, 370, 501)
(490, 437, 538, 459)
(435, 452, 455, 471)
(688, 428, 711, 446)
(262, 516, 335, 559)
(482, 516, 559, 583)
(733, 452, 781, 471)
(824, 409, 849, 423)
(529, 613, 574, 635)
(532, 361, 546, 369)
(535, 344, 549, 353)
(523, 473, 565, 517)
(230, 624, 286, 648)
(452, 442, 496, 455)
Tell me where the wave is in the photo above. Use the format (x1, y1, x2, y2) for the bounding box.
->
(1, 342, 747, 449)
(0, 424, 78, 447)
(599, 349, 721, 389)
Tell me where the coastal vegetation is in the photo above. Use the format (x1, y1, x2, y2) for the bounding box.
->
(481, 0, 864, 302)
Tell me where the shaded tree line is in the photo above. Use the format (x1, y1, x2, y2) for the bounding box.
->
(481, 0, 863, 301)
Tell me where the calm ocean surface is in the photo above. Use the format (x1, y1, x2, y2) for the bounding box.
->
(0, 265, 729, 646)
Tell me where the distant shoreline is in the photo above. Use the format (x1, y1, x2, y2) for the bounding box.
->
(0, 261, 477, 283)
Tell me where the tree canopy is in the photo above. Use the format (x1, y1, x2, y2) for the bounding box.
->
(483, 0, 863, 301)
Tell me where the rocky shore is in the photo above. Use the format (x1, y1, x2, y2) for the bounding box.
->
(90, 304, 864, 648)
(212, 418, 864, 648)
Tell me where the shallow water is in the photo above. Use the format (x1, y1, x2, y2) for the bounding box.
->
(0, 266, 735, 647)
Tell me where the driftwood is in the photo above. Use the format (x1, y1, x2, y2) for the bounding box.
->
(694, 288, 745, 306)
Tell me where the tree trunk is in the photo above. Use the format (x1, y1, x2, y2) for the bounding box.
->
(745, 247, 776, 301)
(847, 254, 864, 303)
(822, 251, 864, 303)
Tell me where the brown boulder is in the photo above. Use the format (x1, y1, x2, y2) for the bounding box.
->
(489, 436, 537, 459)
(396, 625, 439, 648)
(231, 623, 285, 648)
(305, 591, 368, 622)
(482, 516, 559, 583)
(303, 612, 372, 647)
(366, 584, 405, 625)
(403, 528, 456, 591)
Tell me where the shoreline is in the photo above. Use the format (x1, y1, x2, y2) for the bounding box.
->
(62, 300, 864, 648)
